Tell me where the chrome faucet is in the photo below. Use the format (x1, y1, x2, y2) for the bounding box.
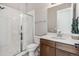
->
(57, 31, 62, 37)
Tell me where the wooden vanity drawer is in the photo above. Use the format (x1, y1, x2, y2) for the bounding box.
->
(56, 48, 71, 56)
(40, 38, 56, 47)
(56, 42, 79, 55)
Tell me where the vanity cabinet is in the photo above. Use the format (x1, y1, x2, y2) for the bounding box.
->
(40, 38, 56, 56)
(56, 42, 79, 56)
(40, 38, 79, 56)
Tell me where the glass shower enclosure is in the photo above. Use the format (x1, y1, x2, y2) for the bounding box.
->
(0, 4, 34, 56)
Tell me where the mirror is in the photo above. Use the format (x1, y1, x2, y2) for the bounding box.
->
(72, 4, 79, 34)
(57, 7, 72, 34)
(48, 3, 79, 35)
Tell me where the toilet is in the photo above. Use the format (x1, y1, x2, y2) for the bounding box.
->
(26, 36, 40, 56)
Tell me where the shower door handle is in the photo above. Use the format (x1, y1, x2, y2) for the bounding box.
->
(20, 32, 23, 40)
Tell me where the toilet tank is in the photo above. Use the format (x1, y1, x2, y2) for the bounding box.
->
(34, 36, 40, 44)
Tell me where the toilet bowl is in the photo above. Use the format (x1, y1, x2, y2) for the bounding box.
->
(26, 36, 40, 56)
(26, 43, 39, 56)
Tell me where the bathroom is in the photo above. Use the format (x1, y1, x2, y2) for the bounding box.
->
(0, 3, 79, 56)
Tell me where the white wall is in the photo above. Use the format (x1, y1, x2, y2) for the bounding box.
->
(35, 8, 47, 36)
(76, 4, 79, 30)
(48, 7, 57, 33)
(76, 4, 79, 18)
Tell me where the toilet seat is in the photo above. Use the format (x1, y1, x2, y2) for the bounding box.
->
(26, 43, 39, 56)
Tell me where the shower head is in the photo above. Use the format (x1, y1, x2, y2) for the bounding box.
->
(0, 6, 5, 9)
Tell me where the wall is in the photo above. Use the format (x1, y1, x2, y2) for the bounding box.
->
(48, 8, 57, 33)
(76, 4, 79, 34)
(76, 4, 79, 18)
(35, 8, 47, 36)
(48, 3, 71, 33)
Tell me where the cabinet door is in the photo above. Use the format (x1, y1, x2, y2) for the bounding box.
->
(56, 49, 71, 56)
(69, 53, 78, 56)
(40, 43, 55, 56)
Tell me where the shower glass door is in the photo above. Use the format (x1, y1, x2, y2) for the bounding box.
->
(0, 4, 34, 56)
(22, 14, 33, 50)
(0, 4, 21, 56)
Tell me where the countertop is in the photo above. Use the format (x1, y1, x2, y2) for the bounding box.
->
(40, 33, 79, 46)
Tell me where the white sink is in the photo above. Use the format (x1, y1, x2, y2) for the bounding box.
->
(41, 33, 79, 46)
(51, 36, 65, 39)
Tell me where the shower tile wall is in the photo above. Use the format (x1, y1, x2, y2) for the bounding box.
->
(0, 4, 21, 55)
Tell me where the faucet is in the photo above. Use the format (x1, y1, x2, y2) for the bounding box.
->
(57, 31, 62, 37)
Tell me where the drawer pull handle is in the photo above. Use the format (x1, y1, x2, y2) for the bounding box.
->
(75, 43, 79, 48)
